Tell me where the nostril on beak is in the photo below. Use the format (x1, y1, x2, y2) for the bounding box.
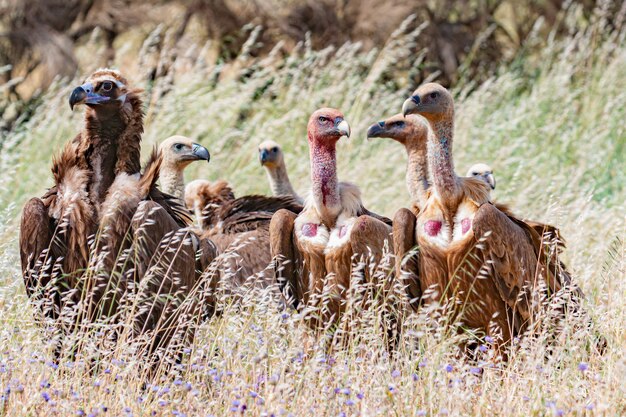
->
(378, 121, 384, 127)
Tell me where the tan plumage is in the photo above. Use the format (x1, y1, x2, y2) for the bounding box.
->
(158, 136, 210, 199)
(270, 109, 396, 333)
(258, 140, 304, 204)
(400, 83, 581, 350)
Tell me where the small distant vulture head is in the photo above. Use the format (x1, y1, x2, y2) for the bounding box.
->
(258, 140, 283, 168)
(366, 113, 429, 146)
(307, 108, 350, 147)
(402, 82, 453, 121)
(160, 135, 210, 169)
(467, 163, 496, 190)
(69, 69, 139, 117)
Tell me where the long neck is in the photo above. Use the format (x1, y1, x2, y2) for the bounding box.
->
(427, 116, 458, 200)
(265, 162, 299, 199)
(405, 145, 430, 210)
(309, 137, 340, 211)
(160, 165, 185, 199)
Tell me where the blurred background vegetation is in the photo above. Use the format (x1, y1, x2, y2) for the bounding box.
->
(1, 0, 624, 130)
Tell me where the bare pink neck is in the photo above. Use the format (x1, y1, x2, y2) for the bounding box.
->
(427, 117, 458, 199)
(309, 135, 340, 209)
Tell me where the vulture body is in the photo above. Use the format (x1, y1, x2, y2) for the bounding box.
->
(185, 179, 302, 289)
(399, 83, 578, 350)
(258, 140, 304, 204)
(270, 109, 395, 330)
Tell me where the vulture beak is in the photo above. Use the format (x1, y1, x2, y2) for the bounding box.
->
(192, 143, 210, 162)
(69, 82, 110, 110)
(485, 173, 496, 190)
(334, 118, 351, 138)
(366, 121, 385, 140)
(259, 149, 269, 165)
(402, 95, 420, 117)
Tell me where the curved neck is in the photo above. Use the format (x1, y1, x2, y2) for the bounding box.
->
(309, 136, 340, 211)
(160, 165, 185, 199)
(265, 162, 299, 199)
(405, 146, 430, 210)
(427, 117, 458, 200)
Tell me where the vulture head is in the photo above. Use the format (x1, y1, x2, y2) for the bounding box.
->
(258, 140, 284, 168)
(467, 163, 496, 190)
(160, 135, 210, 169)
(69, 68, 140, 119)
(366, 113, 429, 146)
(307, 108, 351, 146)
(402, 82, 453, 121)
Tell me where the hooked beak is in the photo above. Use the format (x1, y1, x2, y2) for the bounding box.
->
(192, 143, 210, 162)
(485, 173, 496, 190)
(334, 118, 351, 138)
(402, 95, 420, 117)
(366, 121, 386, 140)
(69, 82, 110, 110)
(259, 149, 269, 165)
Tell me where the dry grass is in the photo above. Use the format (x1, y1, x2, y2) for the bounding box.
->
(0, 5, 624, 417)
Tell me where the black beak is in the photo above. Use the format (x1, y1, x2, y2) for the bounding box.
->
(402, 95, 421, 117)
(259, 149, 269, 165)
(69, 86, 87, 110)
(69, 82, 110, 110)
(366, 121, 385, 138)
(192, 143, 210, 162)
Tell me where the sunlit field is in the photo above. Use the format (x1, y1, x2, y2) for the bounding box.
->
(0, 5, 624, 417)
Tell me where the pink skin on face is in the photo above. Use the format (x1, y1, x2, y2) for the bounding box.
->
(424, 220, 442, 236)
(338, 225, 347, 238)
(461, 218, 471, 234)
(302, 223, 318, 237)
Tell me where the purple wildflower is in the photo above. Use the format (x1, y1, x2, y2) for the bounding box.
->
(578, 363, 588, 372)
(356, 392, 364, 400)
(485, 336, 494, 343)
(346, 399, 355, 406)
(42, 392, 51, 402)
(479, 345, 488, 352)
(391, 369, 401, 378)
(470, 367, 482, 375)
(445, 364, 453, 372)
(249, 391, 258, 398)
(412, 373, 419, 381)
(340, 388, 350, 395)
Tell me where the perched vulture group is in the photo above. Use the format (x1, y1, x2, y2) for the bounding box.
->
(20, 69, 601, 366)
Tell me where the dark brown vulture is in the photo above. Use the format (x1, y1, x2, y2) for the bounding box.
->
(270, 108, 396, 332)
(258, 140, 304, 204)
(19, 69, 215, 364)
(20, 68, 146, 324)
(184, 178, 302, 291)
(397, 82, 583, 353)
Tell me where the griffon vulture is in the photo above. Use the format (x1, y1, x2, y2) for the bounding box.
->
(398, 82, 580, 351)
(158, 136, 210, 199)
(270, 108, 395, 330)
(258, 140, 304, 204)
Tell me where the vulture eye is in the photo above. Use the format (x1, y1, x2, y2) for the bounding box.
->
(392, 121, 405, 128)
(102, 81, 113, 92)
(430, 92, 439, 99)
(174, 143, 184, 151)
(471, 172, 478, 176)
(272, 147, 278, 152)
(318, 116, 328, 123)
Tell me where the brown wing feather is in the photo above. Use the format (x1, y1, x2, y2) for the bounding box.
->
(20, 198, 59, 319)
(270, 209, 306, 309)
(392, 208, 421, 310)
(472, 203, 539, 328)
